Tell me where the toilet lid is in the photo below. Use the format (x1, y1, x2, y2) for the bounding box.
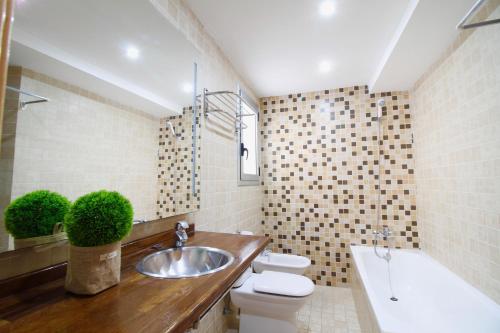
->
(253, 271, 314, 297)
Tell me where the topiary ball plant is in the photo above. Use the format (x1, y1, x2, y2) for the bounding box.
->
(64, 190, 133, 247)
(4, 190, 71, 239)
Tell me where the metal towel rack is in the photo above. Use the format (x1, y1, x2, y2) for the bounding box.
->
(202, 89, 256, 131)
(6, 86, 49, 109)
(457, 0, 500, 29)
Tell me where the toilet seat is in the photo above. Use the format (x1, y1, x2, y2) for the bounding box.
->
(253, 271, 314, 297)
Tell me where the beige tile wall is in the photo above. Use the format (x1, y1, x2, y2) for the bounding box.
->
(152, 0, 263, 237)
(150, 1, 265, 331)
(412, 4, 500, 304)
(260, 87, 418, 286)
(11, 70, 159, 223)
(0, 67, 22, 252)
(190, 295, 229, 333)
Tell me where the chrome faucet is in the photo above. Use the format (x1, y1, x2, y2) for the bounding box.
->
(175, 221, 189, 247)
(373, 226, 392, 241)
(373, 226, 393, 262)
(262, 248, 272, 262)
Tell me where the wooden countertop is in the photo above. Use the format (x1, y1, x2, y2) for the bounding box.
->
(0, 231, 270, 333)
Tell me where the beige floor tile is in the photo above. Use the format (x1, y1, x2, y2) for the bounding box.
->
(294, 285, 361, 333)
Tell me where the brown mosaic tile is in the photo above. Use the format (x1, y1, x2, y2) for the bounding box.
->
(157, 107, 201, 218)
(260, 86, 418, 286)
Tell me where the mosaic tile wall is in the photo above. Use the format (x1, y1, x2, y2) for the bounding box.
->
(260, 86, 418, 286)
(157, 107, 201, 218)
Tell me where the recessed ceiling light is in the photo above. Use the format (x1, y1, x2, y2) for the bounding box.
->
(182, 82, 193, 94)
(319, 0, 335, 17)
(125, 46, 140, 60)
(318, 60, 332, 73)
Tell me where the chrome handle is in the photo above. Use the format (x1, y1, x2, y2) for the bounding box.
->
(176, 221, 189, 230)
(373, 227, 392, 240)
(176, 230, 188, 240)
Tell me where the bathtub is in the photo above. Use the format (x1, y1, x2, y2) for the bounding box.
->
(350, 245, 500, 333)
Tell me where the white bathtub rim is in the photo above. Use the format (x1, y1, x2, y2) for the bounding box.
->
(351, 245, 391, 333)
(350, 245, 500, 310)
(351, 254, 386, 333)
(350, 244, 500, 333)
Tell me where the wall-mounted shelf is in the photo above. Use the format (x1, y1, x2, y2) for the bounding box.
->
(203, 89, 256, 131)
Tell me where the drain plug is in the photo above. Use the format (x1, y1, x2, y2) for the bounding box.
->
(390, 297, 398, 301)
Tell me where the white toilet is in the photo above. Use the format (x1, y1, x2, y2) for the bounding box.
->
(231, 270, 314, 333)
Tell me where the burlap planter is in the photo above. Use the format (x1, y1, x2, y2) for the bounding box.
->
(14, 231, 67, 249)
(14, 223, 67, 249)
(65, 241, 121, 295)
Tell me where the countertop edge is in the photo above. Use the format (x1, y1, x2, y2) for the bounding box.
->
(171, 233, 270, 332)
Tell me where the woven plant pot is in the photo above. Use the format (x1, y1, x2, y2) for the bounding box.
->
(65, 241, 121, 295)
(14, 223, 67, 249)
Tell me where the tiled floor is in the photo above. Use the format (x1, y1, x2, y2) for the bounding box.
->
(298, 286, 362, 333)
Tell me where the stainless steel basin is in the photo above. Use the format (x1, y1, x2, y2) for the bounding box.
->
(136, 246, 235, 278)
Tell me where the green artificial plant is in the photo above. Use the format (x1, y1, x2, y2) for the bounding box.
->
(64, 190, 133, 247)
(4, 190, 71, 239)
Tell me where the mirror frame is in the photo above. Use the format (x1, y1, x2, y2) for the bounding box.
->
(0, 0, 15, 148)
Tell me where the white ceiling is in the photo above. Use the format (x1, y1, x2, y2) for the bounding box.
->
(370, 0, 477, 92)
(186, 0, 477, 97)
(11, 0, 199, 117)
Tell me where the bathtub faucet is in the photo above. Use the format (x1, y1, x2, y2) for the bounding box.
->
(373, 226, 392, 262)
(373, 226, 392, 241)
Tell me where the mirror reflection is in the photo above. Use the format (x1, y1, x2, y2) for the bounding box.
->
(0, 0, 201, 253)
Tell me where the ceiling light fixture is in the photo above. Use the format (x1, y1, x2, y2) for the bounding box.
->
(125, 46, 140, 60)
(182, 82, 193, 94)
(319, 0, 335, 17)
(318, 60, 332, 73)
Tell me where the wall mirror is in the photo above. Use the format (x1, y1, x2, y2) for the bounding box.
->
(0, 0, 201, 253)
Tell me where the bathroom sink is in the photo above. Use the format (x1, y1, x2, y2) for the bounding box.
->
(136, 246, 235, 278)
